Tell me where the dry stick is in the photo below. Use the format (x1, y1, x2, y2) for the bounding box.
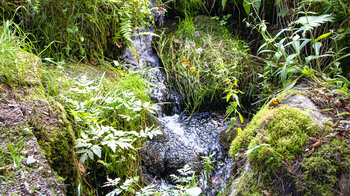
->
(209, 0, 216, 15)
(83, 177, 97, 196)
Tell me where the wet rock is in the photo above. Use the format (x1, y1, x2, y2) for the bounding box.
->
(142, 112, 234, 193)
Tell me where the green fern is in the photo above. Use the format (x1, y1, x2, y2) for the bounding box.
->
(120, 17, 133, 42)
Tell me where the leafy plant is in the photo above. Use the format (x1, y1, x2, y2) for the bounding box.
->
(57, 69, 161, 194)
(245, 6, 350, 90)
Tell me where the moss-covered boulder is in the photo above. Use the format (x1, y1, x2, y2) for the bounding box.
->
(0, 52, 80, 195)
(28, 98, 80, 195)
(227, 87, 350, 196)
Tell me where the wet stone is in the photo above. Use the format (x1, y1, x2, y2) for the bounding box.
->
(141, 112, 234, 194)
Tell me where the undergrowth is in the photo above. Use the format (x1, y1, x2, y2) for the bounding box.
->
(156, 15, 254, 116)
(47, 64, 161, 195)
(1, 0, 153, 61)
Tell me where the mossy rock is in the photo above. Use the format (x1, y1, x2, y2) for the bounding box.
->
(229, 105, 319, 160)
(0, 83, 80, 195)
(28, 98, 80, 195)
(228, 91, 350, 195)
(0, 51, 42, 86)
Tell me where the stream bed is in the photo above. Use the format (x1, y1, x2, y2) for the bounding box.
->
(142, 112, 234, 195)
(120, 15, 235, 194)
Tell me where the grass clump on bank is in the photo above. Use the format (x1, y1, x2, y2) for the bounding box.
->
(157, 15, 254, 115)
(0, 20, 40, 87)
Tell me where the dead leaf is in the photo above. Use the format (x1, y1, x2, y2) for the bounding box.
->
(182, 59, 190, 68)
(305, 147, 315, 157)
(189, 66, 196, 74)
(268, 98, 279, 108)
(282, 157, 292, 172)
(333, 91, 341, 97)
(261, 190, 271, 196)
(173, 38, 181, 43)
(0, 165, 12, 174)
(332, 119, 340, 129)
(311, 138, 322, 148)
(335, 133, 343, 140)
(345, 106, 350, 112)
(334, 99, 342, 107)
(91, 61, 99, 66)
(79, 163, 86, 174)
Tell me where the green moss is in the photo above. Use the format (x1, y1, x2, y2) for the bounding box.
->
(296, 139, 350, 196)
(29, 99, 80, 195)
(229, 105, 321, 195)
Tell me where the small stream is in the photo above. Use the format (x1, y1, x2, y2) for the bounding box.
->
(120, 8, 234, 194)
(141, 113, 234, 195)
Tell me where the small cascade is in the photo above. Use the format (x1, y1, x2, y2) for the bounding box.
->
(120, 26, 182, 116)
(142, 112, 234, 195)
(120, 5, 234, 194)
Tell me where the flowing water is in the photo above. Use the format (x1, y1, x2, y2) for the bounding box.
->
(120, 12, 234, 195)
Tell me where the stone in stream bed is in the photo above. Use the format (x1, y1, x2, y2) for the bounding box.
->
(141, 112, 231, 183)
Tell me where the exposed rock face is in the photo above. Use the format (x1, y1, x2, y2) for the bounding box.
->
(142, 113, 229, 176)
(0, 126, 66, 196)
(0, 53, 80, 195)
(227, 82, 350, 196)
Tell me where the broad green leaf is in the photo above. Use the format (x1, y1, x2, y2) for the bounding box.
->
(238, 112, 244, 123)
(91, 145, 102, 158)
(226, 93, 232, 102)
(299, 39, 311, 51)
(79, 153, 88, 164)
(222, 0, 227, 9)
(278, 8, 287, 17)
(243, 0, 251, 15)
(281, 64, 287, 87)
(87, 150, 94, 160)
(253, 0, 261, 12)
(286, 53, 297, 65)
(233, 93, 241, 107)
(314, 31, 332, 42)
(283, 77, 300, 91)
(313, 42, 322, 56)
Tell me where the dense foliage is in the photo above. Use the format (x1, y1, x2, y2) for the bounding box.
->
(1, 0, 349, 195)
(1, 0, 153, 61)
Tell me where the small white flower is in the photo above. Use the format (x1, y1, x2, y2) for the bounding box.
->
(186, 187, 202, 196)
(195, 48, 203, 54)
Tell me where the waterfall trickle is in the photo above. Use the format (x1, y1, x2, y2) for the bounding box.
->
(120, 6, 234, 194)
